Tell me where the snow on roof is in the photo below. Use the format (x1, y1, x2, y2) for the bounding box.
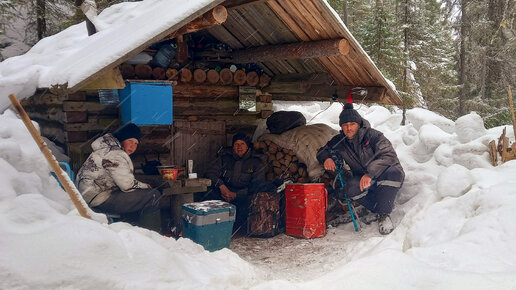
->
(0, 0, 219, 112)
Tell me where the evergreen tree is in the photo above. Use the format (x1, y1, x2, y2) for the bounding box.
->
(457, 0, 516, 127)
(409, 0, 459, 119)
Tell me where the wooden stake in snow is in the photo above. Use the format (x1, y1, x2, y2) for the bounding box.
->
(9, 94, 91, 219)
(507, 85, 516, 140)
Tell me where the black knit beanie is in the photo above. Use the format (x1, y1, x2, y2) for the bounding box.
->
(114, 123, 141, 143)
(339, 103, 362, 126)
(232, 132, 252, 148)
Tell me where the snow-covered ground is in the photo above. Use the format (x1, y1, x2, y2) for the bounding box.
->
(1, 101, 516, 289)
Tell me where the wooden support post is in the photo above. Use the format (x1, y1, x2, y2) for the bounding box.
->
(176, 35, 188, 65)
(9, 94, 91, 219)
(263, 83, 386, 102)
(230, 38, 350, 63)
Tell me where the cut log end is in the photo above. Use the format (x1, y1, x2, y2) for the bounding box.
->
(211, 5, 228, 24)
(152, 67, 166, 80)
(166, 68, 179, 81)
(259, 74, 271, 87)
(247, 71, 259, 86)
(134, 64, 152, 79)
(336, 38, 350, 55)
(180, 68, 192, 83)
(234, 69, 247, 85)
(220, 68, 233, 85)
(207, 69, 220, 84)
(193, 69, 207, 83)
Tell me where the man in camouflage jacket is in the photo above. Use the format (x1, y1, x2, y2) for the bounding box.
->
(204, 133, 267, 230)
(77, 123, 161, 232)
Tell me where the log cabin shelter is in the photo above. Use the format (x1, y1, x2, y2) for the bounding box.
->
(15, 0, 402, 177)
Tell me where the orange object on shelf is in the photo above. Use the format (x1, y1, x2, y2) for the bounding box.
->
(157, 166, 182, 180)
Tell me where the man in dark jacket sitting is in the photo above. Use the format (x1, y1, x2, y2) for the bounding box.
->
(317, 102, 405, 235)
(204, 133, 267, 230)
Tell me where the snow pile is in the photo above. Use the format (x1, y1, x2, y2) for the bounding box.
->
(1, 102, 516, 289)
(0, 110, 258, 289)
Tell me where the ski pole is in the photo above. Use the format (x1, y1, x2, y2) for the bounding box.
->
(337, 168, 360, 232)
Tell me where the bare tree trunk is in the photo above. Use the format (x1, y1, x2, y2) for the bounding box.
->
(375, 0, 384, 63)
(342, 0, 348, 27)
(36, 0, 46, 40)
(74, 0, 85, 24)
(401, 0, 409, 125)
(458, 0, 469, 116)
(484, 0, 505, 100)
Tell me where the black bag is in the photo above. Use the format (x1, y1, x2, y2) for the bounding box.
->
(141, 153, 161, 175)
(266, 111, 306, 134)
(248, 191, 284, 237)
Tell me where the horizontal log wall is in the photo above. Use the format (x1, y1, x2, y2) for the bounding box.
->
(22, 90, 175, 172)
(22, 84, 273, 174)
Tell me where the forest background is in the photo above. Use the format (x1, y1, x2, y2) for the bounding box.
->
(0, 0, 514, 127)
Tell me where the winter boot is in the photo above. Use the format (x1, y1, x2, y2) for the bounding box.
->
(378, 214, 394, 235)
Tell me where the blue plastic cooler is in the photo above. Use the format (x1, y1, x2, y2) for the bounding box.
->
(181, 200, 236, 252)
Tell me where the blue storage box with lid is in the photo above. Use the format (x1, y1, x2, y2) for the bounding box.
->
(181, 200, 236, 252)
(119, 81, 173, 126)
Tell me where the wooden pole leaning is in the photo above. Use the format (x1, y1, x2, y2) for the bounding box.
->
(8, 94, 91, 219)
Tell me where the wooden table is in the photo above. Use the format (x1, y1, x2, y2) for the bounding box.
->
(162, 178, 212, 234)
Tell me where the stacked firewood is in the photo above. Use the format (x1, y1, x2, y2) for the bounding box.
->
(120, 63, 271, 87)
(254, 140, 309, 183)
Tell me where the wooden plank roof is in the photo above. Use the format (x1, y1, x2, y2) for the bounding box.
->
(208, 0, 401, 105)
(1, 0, 400, 107)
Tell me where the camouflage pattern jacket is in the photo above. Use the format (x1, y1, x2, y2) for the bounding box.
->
(205, 147, 267, 196)
(76, 133, 149, 207)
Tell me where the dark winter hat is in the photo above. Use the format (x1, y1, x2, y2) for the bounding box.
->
(114, 123, 141, 143)
(232, 132, 252, 148)
(339, 103, 363, 126)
